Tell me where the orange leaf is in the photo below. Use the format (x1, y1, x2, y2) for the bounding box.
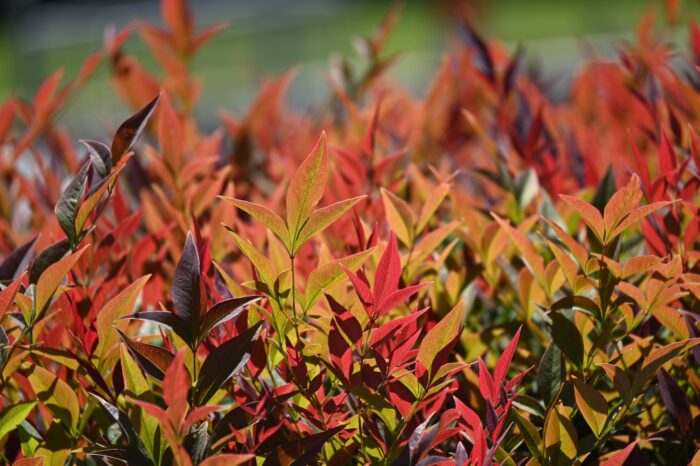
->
(560, 194, 604, 243)
(157, 91, 184, 170)
(35, 245, 88, 314)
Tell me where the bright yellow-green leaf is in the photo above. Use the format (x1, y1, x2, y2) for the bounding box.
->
(381, 188, 415, 247)
(228, 230, 278, 289)
(286, 132, 328, 245)
(27, 365, 80, 432)
(295, 196, 365, 251)
(120, 346, 162, 463)
(0, 401, 36, 439)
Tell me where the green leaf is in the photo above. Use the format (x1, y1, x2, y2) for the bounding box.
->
(511, 410, 543, 463)
(55, 162, 89, 244)
(295, 195, 365, 251)
(0, 401, 36, 440)
(196, 321, 263, 404)
(27, 365, 80, 432)
(591, 166, 615, 214)
(538, 344, 564, 407)
(573, 379, 608, 438)
(120, 346, 162, 463)
(286, 132, 328, 248)
(550, 312, 584, 368)
(416, 300, 465, 377)
(550, 295, 601, 320)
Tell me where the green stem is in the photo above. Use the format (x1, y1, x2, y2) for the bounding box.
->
(290, 255, 301, 345)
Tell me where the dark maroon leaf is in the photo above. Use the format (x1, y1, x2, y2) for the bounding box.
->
(657, 368, 691, 435)
(116, 328, 174, 381)
(111, 94, 160, 164)
(262, 426, 344, 466)
(28, 239, 71, 284)
(172, 232, 201, 332)
(80, 139, 112, 177)
(121, 311, 192, 347)
(0, 236, 38, 283)
(196, 321, 263, 404)
(200, 295, 260, 340)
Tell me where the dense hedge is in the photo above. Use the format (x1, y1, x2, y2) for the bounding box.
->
(0, 1, 699, 465)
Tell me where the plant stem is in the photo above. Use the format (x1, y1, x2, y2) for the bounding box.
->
(290, 255, 301, 345)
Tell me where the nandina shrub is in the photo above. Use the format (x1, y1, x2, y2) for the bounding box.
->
(0, 0, 699, 465)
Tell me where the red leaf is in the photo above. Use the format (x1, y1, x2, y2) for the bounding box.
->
(373, 233, 402, 312)
(477, 357, 496, 403)
(493, 325, 522, 389)
(163, 350, 190, 429)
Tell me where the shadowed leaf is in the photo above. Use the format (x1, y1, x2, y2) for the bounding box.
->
(111, 94, 160, 163)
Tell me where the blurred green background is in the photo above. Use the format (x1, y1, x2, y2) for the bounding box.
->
(0, 0, 697, 133)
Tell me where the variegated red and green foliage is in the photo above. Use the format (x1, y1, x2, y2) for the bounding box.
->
(0, 0, 699, 464)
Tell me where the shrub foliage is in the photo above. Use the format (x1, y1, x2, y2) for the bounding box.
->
(0, 1, 699, 465)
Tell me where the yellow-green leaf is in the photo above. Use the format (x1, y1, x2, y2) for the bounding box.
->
(381, 188, 415, 247)
(543, 404, 578, 466)
(228, 229, 278, 289)
(94, 275, 151, 364)
(573, 379, 608, 438)
(27, 365, 80, 432)
(0, 401, 36, 440)
(286, 132, 328, 245)
(220, 197, 290, 251)
(295, 196, 365, 252)
(416, 182, 450, 234)
(416, 300, 465, 376)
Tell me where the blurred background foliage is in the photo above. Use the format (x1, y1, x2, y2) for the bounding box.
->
(0, 0, 698, 133)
